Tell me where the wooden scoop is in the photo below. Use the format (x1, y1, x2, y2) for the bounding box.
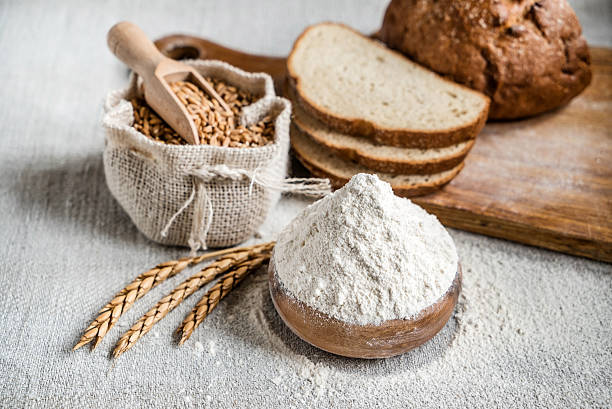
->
(107, 21, 233, 144)
(269, 259, 462, 359)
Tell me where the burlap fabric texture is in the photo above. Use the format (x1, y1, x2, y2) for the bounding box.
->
(102, 60, 329, 252)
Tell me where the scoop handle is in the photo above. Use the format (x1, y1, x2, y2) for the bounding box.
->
(107, 21, 165, 77)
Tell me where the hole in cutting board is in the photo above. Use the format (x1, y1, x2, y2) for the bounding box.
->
(163, 45, 201, 60)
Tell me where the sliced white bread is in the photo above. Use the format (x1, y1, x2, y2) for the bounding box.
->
(287, 23, 490, 149)
(290, 92, 474, 174)
(291, 125, 464, 197)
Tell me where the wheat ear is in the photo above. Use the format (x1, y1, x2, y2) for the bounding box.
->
(112, 242, 274, 358)
(73, 244, 267, 351)
(177, 254, 269, 345)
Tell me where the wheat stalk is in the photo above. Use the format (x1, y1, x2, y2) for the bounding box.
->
(73, 244, 268, 351)
(177, 254, 269, 345)
(112, 242, 274, 358)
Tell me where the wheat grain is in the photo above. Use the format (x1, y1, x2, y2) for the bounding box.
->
(131, 77, 275, 148)
(131, 98, 185, 145)
(176, 254, 269, 345)
(112, 242, 274, 358)
(170, 79, 275, 147)
(73, 244, 270, 351)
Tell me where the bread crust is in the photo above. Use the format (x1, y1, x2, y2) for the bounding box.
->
(294, 148, 464, 198)
(291, 127, 465, 197)
(290, 96, 475, 174)
(286, 23, 490, 149)
(379, 0, 592, 119)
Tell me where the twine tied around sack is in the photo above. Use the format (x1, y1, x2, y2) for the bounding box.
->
(160, 164, 331, 255)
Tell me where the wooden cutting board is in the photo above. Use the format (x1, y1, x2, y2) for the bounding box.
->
(155, 35, 612, 263)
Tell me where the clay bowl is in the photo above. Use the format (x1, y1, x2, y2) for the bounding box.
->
(268, 259, 462, 359)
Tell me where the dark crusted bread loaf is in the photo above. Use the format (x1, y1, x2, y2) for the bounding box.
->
(379, 0, 592, 119)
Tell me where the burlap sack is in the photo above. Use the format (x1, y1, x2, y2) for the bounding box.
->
(102, 60, 329, 252)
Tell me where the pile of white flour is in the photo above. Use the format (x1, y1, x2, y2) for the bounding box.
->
(273, 173, 458, 325)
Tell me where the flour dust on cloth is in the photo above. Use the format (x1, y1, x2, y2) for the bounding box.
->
(102, 60, 330, 252)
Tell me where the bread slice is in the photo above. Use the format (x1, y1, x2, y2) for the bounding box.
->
(291, 125, 464, 197)
(290, 90, 474, 174)
(287, 23, 490, 149)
